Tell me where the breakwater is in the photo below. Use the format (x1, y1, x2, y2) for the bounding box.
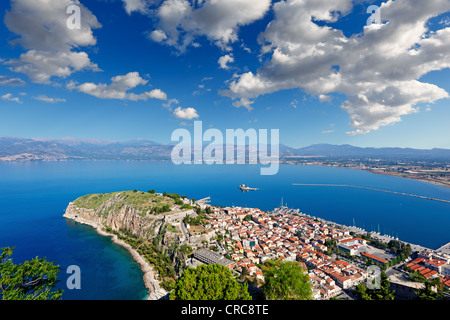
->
(292, 183, 450, 204)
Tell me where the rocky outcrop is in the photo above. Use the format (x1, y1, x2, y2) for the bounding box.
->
(62, 192, 179, 300)
(64, 193, 163, 239)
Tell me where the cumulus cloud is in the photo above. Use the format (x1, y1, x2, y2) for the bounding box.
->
(218, 54, 234, 69)
(146, 0, 272, 52)
(148, 29, 168, 42)
(68, 72, 168, 101)
(4, 0, 101, 83)
(221, 0, 450, 134)
(173, 106, 199, 119)
(122, 0, 153, 15)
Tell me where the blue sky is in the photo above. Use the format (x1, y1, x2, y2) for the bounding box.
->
(0, 0, 449, 148)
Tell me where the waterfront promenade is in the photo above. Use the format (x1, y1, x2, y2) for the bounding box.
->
(301, 213, 434, 252)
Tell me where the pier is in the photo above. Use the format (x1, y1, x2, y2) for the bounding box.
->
(292, 183, 450, 204)
(197, 197, 211, 204)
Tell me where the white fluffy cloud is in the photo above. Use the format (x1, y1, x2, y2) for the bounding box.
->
(222, 0, 450, 134)
(69, 72, 168, 101)
(4, 0, 101, 83)
(122, 0, 152, 15)
(147, 0, 272, 52)
(173, 106, 199, 119)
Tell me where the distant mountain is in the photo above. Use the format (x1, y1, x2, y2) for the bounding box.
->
(0, 137, 172, 161)
(0, 137, 449, 161)
(279, 143, 450, 160)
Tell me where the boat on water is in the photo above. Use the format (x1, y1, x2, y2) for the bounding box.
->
(238, 184, 258, 191)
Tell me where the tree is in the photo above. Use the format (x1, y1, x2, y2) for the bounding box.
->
(355, 271, 394, 300)
(0, 247, 63, 300)
(355, 284, 372, 300)
(262, 260, 312, 300)
(170, 264, 251, 300)
(416, 278, 444, 300)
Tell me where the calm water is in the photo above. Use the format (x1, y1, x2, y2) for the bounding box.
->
(0, 161, 449, 299)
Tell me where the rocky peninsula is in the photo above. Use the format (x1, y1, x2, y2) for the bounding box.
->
(63, 190, 202, 300)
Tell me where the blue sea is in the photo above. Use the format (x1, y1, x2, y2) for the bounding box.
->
(0, 161, 449, 300)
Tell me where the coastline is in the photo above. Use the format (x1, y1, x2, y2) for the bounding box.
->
(62, 211, 167, 300)
(280, 161, 450, 189)
(366, 170, 450, 189)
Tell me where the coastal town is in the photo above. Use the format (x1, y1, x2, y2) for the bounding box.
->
(181, 199, 450, 300)
(62, 189, 450, 300)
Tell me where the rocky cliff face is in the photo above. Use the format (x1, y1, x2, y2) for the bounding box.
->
(63, 192, 164, 239)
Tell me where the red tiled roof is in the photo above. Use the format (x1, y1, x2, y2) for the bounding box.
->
(361, 252, 388, 263)
(411, 258, 425, 264)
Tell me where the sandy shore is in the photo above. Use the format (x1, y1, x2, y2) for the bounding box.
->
(63, 212, 167, 300)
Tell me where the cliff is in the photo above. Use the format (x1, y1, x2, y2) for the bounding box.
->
(64, 195, 163, 238)
(63, 190, 197, 300)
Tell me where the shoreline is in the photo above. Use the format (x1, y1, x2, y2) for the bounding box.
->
(367, 170, 450, 189)
(62, 211, 167, 300)
(282, 161, 450, 190)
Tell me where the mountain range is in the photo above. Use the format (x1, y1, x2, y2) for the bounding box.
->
(0, 136, 449, 162)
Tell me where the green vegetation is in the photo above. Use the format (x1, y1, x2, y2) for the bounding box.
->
(406, 270, 427, 283)
(403, 268, 445, 300)
(358, 233, 412, 257)
(416, 278, 445, 300)
(180, 244, 193, 255)
(166, 224, 179, 234)
(354, 271, 395, 300)
(73, 192, 116, 209)
(244, 214, 252, 222)
(184, 206, 208, 226)
(0, 247, 63, 300)
(73, 190, 177, 216)
(105, 223, 185, 283)
(170, 264, 251, 300)
(261, 260, 313, 300)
